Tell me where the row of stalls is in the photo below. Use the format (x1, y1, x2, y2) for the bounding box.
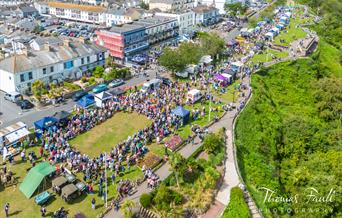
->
(77, 88, 126, 109)
(264, 10, 292, 40)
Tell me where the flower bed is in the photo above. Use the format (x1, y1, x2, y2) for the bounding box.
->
(138, 153, 162, 169)
(165, 135, 183, 152)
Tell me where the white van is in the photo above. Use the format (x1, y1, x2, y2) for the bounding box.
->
(4, 92, 22, 103)
(187, 89, 202, 103)
(141, 79, 162, 93)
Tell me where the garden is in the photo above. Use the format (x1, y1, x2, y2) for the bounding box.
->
(139, 129, 227, 217)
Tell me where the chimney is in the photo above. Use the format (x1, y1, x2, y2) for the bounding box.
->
(43, 43, 52, 51)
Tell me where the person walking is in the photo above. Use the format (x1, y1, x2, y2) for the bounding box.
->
(40, 206, 46, 217)
(91, 198, 96, 210)
(4, 203, 9, 217)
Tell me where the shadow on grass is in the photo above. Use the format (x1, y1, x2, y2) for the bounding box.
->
(9, 210, 22, 216)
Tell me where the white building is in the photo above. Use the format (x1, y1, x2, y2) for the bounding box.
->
(155, 11, 195, 35)
(0, 0, 29, 6)
(48, 2, 106, 24)
(77, 0, 103, 5)
(0, 39, 108, 94)
(34, 2, 49, 15)
(105, 8, 145, 27)
(149, 0, 195, 12)
(135, 16, 179, 44)
(193, 5, 220, 26)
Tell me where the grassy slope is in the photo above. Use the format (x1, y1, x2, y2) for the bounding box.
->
(69, 112, 151, 157)
(235, 40, 342, 218)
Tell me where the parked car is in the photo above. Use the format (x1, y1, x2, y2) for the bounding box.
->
(4, 92, 22, 103)
(109, 79, 124, 88)
(72, 90, 87, 101)
(158, 77, 173, 87)
(92, 84, 108, 94)
(17, 99, 34, 109)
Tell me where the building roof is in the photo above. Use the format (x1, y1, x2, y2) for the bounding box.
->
(149, 0, 174, 5)
(0, 39, 107, 74)
(48, 2, 106, 13)
(109, 23, 145, 34)
(135, 16, 176, 27)
(192, 5, 217, 13)
(19, 6, 38, 14)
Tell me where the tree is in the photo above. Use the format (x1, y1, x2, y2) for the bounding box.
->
(93, 66, 104, 78)
(224, 2, 247, 16)
(169, 153, 186, 188)
(203, 133, 225, 154)
(120, 199, 136, 218)
(31, 80, 46, 101)
(198, 32, 225, 59)
(139, 1, 149, 10)
(159, 48, 188, 74)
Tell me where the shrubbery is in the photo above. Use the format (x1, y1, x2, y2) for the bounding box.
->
(140, 193, 153, 208)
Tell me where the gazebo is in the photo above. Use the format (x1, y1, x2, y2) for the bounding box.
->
(171, 106, 190, 124)
(77, 94, 95, 109)
(34, 117, 58, 131)
(52, 110, 71, 126)
(94, 91, 113, 108)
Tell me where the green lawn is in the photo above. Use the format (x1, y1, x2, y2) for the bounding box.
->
(212, 79, 242, 103)
(69, 112, 152, 157)
(0, 146, 143, 218)
(249, 49, 289, 64)
(273, 16, 308, 46)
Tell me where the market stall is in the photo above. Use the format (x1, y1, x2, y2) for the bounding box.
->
(34, 117, 58, 131)
(171, 106, 190, 124)
(94, 91, 113, 108)
(0, 122, 30, 159)
(77, 94, 95, 109)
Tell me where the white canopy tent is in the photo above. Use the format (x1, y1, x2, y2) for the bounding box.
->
(94, 91, 113, 108)
(221, 73, 232, 83)
(0, 122, 29, 147)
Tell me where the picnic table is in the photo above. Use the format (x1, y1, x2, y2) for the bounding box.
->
(35, 191, 51, 205)
(52, 176, 68, 188)
(64, 173, 76, 183)
(75, 182, 86, 192)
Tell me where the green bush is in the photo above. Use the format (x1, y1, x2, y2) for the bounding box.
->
(172, 191, 183, 205)
(63, 82, 81, 91)
(140, 193, 153, 208)
(87, 77, 96, 86)
(81, 77, 88, 83)
(222, 187, 250, 218)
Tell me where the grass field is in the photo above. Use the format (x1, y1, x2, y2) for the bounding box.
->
(273, 15, 308, 46)
(249, 49, 289, 64)
(0, 146, 145, 218)
(212, 79, 242, 103)
(69, 112, 152, 157)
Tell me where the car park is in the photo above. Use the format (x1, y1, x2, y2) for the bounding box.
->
(109, 79, 124, 88)
(92, 84, 108, 94)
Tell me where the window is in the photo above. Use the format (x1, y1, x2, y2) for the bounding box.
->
(43, 68, 46, 74)
(28, 72, 33, 80)
(87, 56, 90, 63)
(64, 60, 74, 69)
(50, 66, 54, 73)
(20, 74, 25, 82)
(81, 57, 84, 65)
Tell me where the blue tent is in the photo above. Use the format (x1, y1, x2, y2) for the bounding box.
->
(34, 117, 58, 130)
(77, 94, 95, 108)
(171, 106, 190, 124)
